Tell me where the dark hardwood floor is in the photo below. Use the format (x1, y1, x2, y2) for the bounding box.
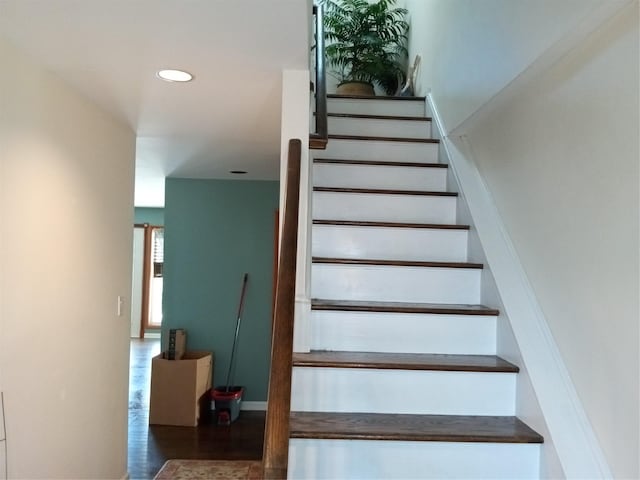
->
(128, 339, 265, 479)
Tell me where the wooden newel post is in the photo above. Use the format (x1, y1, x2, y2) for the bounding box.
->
(262, 139, 302, 480)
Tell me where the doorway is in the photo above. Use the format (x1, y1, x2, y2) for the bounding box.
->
(131, 224, 164, 338)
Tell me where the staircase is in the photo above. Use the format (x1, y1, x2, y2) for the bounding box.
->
(288, 94, 543, 479)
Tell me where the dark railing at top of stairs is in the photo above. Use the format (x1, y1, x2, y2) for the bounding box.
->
(310, 3, 328, 149)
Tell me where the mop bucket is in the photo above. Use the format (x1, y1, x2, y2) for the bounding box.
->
(213, 273, 248, 425)
(212, 386, 244, 425)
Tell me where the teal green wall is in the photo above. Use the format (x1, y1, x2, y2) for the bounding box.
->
(163, 178, 279, 402)
(134, 207, 164, 225)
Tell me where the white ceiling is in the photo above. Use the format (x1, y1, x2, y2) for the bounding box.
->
(0, 0, 311, 207)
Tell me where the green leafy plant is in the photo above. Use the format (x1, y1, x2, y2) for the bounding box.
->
(323, 0, 409, 95)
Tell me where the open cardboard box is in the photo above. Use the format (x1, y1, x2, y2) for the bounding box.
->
(149, 350, 213, 427)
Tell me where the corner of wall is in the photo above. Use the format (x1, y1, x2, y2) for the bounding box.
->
(1, 38, 134, 478)
(280, 69, 312, 353)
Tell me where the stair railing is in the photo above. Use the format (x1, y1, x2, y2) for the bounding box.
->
(262, 139, 302, 480)
(309, 3, 328, 149)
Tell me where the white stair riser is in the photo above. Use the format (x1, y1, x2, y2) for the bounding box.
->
(323, 139, 439, 163)
(310, 311, 497, 355)
(291, 368, 516, 415)
(313, 163, 448, 191)
(313, 192, 457, 224)
(329, 116, 432, 138)
(312, 225, 468, 262)
(288, 440, 541, 480)
(311, 264, 481, 304)
(328, 97, 425, 117)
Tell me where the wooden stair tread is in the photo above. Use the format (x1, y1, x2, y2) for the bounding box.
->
(311, 299, 498, 316)
(314, 158, 447, 168)
(290, 412, 544, 444)
(329, 134, 439, 144)
(313, 257, 483, 269)
(292, 351, 518, 373)
(313, 187, 457, 197)
(328, 94, 426, 102)
(309, 136, 328, 150)
(327, 112, 432, 122)
(313, 220, 468, 230)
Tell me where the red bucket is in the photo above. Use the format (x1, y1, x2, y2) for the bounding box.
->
(211, 386, 243, 424)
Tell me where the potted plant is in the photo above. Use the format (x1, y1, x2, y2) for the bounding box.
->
(323, 0, 409, 96)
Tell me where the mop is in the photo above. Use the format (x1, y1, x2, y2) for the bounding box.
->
(213, 273, 249, 425)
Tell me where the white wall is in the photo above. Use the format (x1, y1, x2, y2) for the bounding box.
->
(464, 6, 639, 478)
(409, 1, 639, 478)
(0, 38, 135, 479)
(406, 0, 606, 131)
(280, 69, 312, 353)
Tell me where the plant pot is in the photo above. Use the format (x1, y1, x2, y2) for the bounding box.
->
(336, 81, 375, 96)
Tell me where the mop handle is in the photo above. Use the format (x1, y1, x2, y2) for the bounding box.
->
(236, 273, 249, 321)
(225, 273, 249, 392)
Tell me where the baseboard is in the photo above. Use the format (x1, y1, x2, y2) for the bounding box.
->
(241, 401, 267, 411)
(427, 93, 612, 478)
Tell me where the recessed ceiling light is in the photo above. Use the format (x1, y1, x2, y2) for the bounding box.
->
(230, 170, 247, 175)
(156, 69, 194, 82)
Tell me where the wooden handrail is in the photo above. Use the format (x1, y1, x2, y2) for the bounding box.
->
(262, 139, 302, 480)
(310, 3, 328, 149)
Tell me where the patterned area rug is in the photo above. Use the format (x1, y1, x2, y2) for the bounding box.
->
(153, 459, 263, 480)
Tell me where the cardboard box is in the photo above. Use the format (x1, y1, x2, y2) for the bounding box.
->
(149, 351, 213, 426)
